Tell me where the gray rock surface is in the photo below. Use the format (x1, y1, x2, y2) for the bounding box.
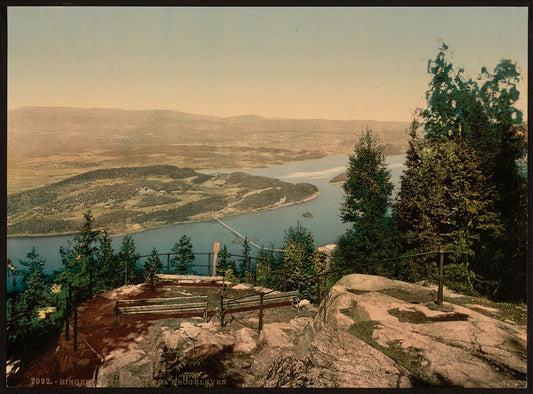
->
(96, 275, 526, 388)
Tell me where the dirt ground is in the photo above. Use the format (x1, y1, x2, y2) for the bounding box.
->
(7, 281, 304, 388)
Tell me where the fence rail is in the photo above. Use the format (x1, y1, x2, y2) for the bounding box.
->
(115, 296, 209, 323)
(223, 291, 299, 310)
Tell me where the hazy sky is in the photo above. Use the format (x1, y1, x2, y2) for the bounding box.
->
(8, 7, 528, 121)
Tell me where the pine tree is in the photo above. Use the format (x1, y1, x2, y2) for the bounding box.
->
(216, 245, 230, 276)
(239, 237, 252, 283)
(7, 248, 64, 360)
(57, 210, 100, 300)
(170, 235, 195, 274)
(256, 248, 274, 288)
(414, 44, 526, 299)
(144, 248, 162, 289)
(96, 229, 120, 290)
(395, 135, 502, 290)
(333, 128, 394, 278)
(280, 223, 317, 298)
(118, 235, 140, 285)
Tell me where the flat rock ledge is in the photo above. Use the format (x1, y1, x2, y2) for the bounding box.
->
(95, 275, 526, 388)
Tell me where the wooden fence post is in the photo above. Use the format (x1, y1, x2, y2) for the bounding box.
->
(167, 254, 170, 274)
(258, 293, 264, 334)
(219, 291, 225, 327)
(208, 253, 212, 276)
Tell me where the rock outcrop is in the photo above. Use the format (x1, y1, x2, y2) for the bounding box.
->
(318, 274, 527, 388)
(96, 275, 526, 388)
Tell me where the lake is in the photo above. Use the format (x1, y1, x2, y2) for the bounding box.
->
(7, 154, 406, 288)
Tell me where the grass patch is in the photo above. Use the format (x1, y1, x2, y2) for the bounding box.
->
(348, 320, 382, 344)
(449, 296, 527, 325)
(347, 320, 451, 386)
(346, 289, 370, 295)
(388, 308, 469, 323)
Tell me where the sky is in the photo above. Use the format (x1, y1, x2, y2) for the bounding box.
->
(7, 6, 528, 122)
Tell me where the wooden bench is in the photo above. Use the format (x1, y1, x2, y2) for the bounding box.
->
(115, 296, 208, 323)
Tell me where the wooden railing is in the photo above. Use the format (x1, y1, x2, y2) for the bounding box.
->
(220, 290, 300, 332)
(223, 291, 300, 313)
(115, 295, 208, 324)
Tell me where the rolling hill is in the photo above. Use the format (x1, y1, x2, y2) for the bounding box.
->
(8, 107, 410, 193)
(7, 165, 318, 236)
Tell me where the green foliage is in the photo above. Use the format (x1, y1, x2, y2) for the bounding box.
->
(118, 235, 141, 285)
(215, 245, 228, 276)
(7, 248, 65, 361)
(332, 128, 395, 281)
(223, 268, 239, 284)
(170, 235, 195, 274)
(144, 248, 162, 289)
(57, 210, 100, 299)
(255, 248, 277, 289)
(405, 43, 527, 301)
(95, 229, 121, 291)
(8, 164, 317, 236)
(238, 238, 252, 282)
(395, 138, 502, 284)
(56, 210, 130, 298)
(341, 128, 393, 224)
(7, 258, 18, 289)
(153, 344, 213, 388)
(276, 223, 319, 300)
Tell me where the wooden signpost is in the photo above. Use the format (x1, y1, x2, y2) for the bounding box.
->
(212, 242, 221, 277)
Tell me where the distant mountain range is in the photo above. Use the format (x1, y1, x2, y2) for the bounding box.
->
(8, 107, 411, 193)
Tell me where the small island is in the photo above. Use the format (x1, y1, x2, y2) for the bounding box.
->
(7, 165, 319, 236)
(302, 212, 314, 218)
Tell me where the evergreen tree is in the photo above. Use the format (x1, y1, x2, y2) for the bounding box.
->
(170, 235, 195, 274)
(96, 229, 120, 290)
(216, 245, 230, 276)
(7, 248, 64, 360)
(57, 210, 100, 300)
(312, 249, 328, 302)
(415, 44, 526, 299)
(279, 223, 317, 298)
(256, 248, 274, 288)
(7, 258, 18, 290)
(332, 128, 394, 279)
(118, 235, 140, 285)
(395, 139, 502, 290)
(144, 248, 162, 289)
(239, 237, 252, 282)
(474, 60, 527, 300)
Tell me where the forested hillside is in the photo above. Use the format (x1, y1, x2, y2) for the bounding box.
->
(7, 165, 318, 236)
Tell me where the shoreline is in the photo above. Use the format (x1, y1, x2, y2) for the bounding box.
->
(7, 191, 321, 239)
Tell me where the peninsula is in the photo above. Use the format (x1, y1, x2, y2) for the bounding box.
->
(7, 165, 318, 236)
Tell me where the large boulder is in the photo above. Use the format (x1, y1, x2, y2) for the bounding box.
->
(322, 274, 527, 388)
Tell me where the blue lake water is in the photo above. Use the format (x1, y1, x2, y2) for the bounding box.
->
(7, 154, 406, 288)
